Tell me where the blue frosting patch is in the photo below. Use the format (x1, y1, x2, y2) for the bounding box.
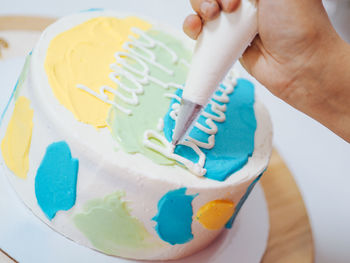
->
(35, 141, 79, 220)
(225, 172, 264, 228)
(152, 188, 197, 245)
(164, 78, 257, 181)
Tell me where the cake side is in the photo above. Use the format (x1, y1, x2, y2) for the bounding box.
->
(0, 10, 273, 260)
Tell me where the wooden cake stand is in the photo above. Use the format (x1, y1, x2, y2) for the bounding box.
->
(0, 16, 314, 263)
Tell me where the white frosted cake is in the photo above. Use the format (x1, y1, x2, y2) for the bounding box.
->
(0, 10, 272, 260)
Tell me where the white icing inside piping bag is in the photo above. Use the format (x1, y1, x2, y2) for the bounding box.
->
(183, 0, 258, 105)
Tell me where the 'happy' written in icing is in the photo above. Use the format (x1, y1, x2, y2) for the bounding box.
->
(77, 27, 187, 115)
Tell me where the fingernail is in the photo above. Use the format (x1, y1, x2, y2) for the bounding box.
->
(222, 0, 238, 12)
(200, 1, 219, 19)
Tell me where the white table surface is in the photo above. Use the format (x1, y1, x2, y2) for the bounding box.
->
(0, 1, 349, 262)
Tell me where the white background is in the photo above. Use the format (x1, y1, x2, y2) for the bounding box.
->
(0, 0, 349, 262)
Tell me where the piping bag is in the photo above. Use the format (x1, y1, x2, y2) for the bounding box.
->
(172, 0, 258, 146)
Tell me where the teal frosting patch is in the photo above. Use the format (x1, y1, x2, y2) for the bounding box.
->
(35, 141, 79, 220)
(73, 191, 160, 255)
(225, 172, 264, 229)
(153, 188, 197, 245)
(163, 78, 257, 181)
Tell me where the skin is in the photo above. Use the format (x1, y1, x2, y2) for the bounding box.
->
(183, 0, 350, 142)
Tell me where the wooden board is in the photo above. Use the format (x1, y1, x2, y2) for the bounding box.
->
(261, 150, 314, 262)
(0, 16, 314, 263)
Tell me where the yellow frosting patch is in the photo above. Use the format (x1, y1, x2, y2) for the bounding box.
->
(1, 96, 34, 179)
(44, 17, 151, 128)
(196, 200, 235, 230)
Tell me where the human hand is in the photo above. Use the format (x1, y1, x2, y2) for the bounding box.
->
(184, 0, 350, 142)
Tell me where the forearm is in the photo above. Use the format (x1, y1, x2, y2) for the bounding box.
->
(316, 39, 350, 142)
(283, 36, 350, 142)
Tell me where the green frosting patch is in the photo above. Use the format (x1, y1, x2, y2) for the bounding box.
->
(14, 53, 31, 101)
(107, 30, 191, 165)
(73, 191, 161, 255)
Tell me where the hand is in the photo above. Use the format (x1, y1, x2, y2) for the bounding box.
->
(184, 0, 350, 142)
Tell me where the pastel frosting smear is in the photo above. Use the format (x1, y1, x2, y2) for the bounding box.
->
(107, 29, 191, 165)
(1, 96, 33, 179)
(14, 53, 31, 101)
(74, 191, 160, 255)
(44, 17, 151, 128)
(196, 200, 235, 230)
(153, 188, 197, 245)
(35, 141, 79, 220)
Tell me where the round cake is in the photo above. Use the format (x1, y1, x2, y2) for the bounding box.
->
(0, 10, 273, 260)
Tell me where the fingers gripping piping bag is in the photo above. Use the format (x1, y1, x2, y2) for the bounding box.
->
(172, 0, 258, 145)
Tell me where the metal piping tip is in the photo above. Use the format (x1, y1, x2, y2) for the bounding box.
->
(172, 99, 203, 146)
(171, 138, 180, 148)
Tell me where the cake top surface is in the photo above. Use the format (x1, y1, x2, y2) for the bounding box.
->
(29, 10, 272, 186)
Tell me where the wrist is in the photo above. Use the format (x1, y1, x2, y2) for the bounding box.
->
(288, 35, 350, 142)
(320, 39, 350, 142)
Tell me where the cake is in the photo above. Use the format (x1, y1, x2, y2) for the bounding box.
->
(0, 10, 273, 260)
